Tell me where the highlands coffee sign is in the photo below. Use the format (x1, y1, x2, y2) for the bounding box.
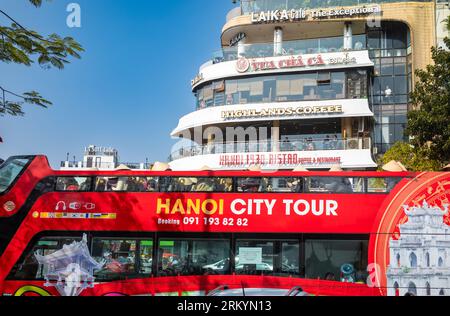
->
(236, 52, 357, 73)
(250, 5, 381, 23)
(221, 105, 343, 120)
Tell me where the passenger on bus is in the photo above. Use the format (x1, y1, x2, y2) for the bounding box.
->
(192, 178, 215, 192)
(324, 272, 336, 281)
(79, 179, 91, 191)
(112, 176, 128, 191)
(65, 178, 80, 191)
(95, 178, 107, 191)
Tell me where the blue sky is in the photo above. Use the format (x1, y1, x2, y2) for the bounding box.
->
(0, 0, 235, 167)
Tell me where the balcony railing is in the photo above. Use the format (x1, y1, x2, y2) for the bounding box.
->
(212, 35, 366, 64)
(169, 137, 371, 161)
(238, 0, 431, 16)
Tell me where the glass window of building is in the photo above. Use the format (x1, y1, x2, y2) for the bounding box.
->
(157, 239, 230, 276)
(305, 239, 368, 282)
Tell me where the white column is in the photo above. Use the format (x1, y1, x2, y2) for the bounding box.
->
(237, 37, 247, 57)
(344, 22, 353, 50)
(274, 27, 283, 56)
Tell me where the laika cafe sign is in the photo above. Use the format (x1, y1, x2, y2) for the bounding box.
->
(250, 5, 381, 23)
(236, 52, 357, 73)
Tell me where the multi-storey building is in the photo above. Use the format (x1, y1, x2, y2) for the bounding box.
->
(169, 0, 449, 171)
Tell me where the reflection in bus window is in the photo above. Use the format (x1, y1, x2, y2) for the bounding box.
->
(368, 177, 401, 193)
(305, 177, 362, 193)
(56, 177, 91, 192)
(305, 239, 368, 283)
(266, 178, 303, 193)
(9, 237, 81, 280)
(158, 239, 230, 276)
(235, 240, 274, 275)
(282, 242, 300, 276)
(92, 239, 137, 280)
(0, 158, 30, 193)
(95, 177, 158, 192)
(160, 177, 232, 193)
(139, 240, 153, 274)
(236, 178, 266, 192)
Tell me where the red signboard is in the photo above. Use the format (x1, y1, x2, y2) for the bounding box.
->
(28, 193, 387, 234)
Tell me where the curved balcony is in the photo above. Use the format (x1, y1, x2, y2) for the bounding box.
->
(212, 35, 367, 65)
(169, 137, 371, 162)
(238, 0, 431, 16)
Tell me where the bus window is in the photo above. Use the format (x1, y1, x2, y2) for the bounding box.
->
(92, 239, 137, 280)
(139, 240, 153, 274)
(95, 177, 158, 192)
(0, 158, 31, 193)
(56, 177, 91, 192)
(305, 177, 357, 193)
(160, 177, 233, 192)
(304, 239, 368, 283)
(236, 178, 266, 192)
(265, 178, 303, 193)
(235, 240, 274, 275)
(9, 237, 82, 280)
(281, 242, 300, 276)
(157, 239, 230, 276)
(368, 177, 401, 193)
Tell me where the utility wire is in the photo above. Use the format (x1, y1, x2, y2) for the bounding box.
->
(0, 8, 58, 45)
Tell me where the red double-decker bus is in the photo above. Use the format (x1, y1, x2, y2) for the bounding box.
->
(0, 155, 449, 297)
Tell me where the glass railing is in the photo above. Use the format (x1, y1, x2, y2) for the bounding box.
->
(239, 0, 431, 15)
(169, 137, 372, 161)
(212, 35, 366, 64)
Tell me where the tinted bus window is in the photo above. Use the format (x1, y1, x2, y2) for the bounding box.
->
(304, 239, 368, 282)
(237, 178, 303, 193)
(56, 177, 91, 192)
(139, 240, 153, 274)
(160, 177, 233, 192)
(9, 237, 82, 280)
(368, 177, 402, 193)
(95, 177, 158, 192)
(157, 239, 230, 276)
(235, 240, 275, 275)
(236, 178, 266, 192)
(282, 242, 301, 276)
(266, 178, 303, 193)
(92, 239, 137, 280)
(0, 158, 30, 193)
(305, 177, 364, 193)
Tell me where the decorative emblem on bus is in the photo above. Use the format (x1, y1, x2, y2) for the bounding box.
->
(35, 234, 102, 296)
(3, 201, 16, 212)
(386, 201, 450, 296)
